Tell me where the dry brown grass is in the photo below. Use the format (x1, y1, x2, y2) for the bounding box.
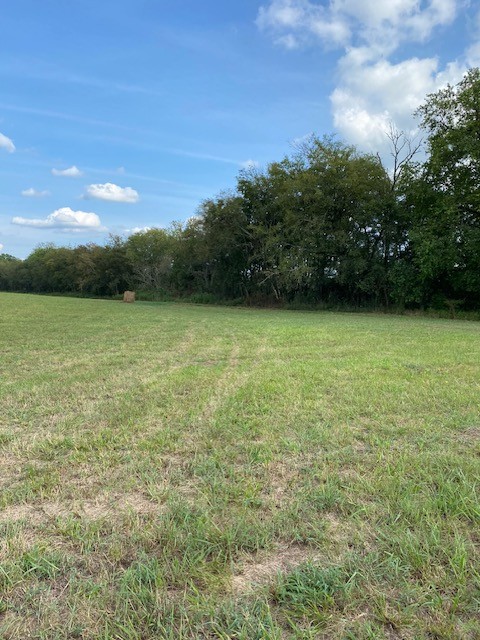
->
(231, 544, 321, 595)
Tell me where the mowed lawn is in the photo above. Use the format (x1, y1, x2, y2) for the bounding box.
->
(0, 293, 479, 640)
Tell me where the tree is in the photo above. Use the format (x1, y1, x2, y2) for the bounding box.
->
(237, 137, 394, 305)
(0, 254, 22, 291)
(126, 228, 175, 291)
(89, 236, 133, 296)
(21, 244, 78, 293)
(199, 194, 251, 298)
(410, 68, 480, 305)
(169, 218, 210, 294)
(381, 126, 423, 308)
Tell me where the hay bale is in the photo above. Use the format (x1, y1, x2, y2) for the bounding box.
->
(123, 291, 136, 303)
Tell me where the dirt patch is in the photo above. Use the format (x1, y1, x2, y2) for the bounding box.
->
(231, 544, 320, 595)
(459, 426, 480, 443)
(79, 491, 161, 519)
(264, 462, 299, 506)
(0, 491, 162, 525)
(0, 452, 23, 486)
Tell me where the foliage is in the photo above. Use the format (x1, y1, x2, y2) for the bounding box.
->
(401, 68, 480, 307)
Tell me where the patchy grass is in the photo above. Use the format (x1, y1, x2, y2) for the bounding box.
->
(0, 292, 479, 639)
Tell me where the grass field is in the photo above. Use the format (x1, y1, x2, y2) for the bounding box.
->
(0, 293, 479, 639)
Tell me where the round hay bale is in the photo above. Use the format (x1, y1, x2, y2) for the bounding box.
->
(123, 291, 136, 303)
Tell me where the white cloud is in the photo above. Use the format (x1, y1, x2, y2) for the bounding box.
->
(331, 54, 464, 151)
(12, 207, 105, 232)
(126, 226, 152, 235)
(21, 188, 50, 198)
(257, 0, 459, 53)
(0, 243, 4, 252)
(257, 0, 469, 157)
(85, 182, 139, 203)
(52, 165, 83, 177)
(405, 0, 457, 41)
(257, 0, 350, 48)
(240, 159, 260, 169)
(258, 1, 303, 29)
(0, 132, 15, 153)
(333, 0, 457, 48)
(276, 34, 300, 49)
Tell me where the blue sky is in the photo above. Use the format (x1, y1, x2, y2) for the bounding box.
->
(1, 0, 478, 258)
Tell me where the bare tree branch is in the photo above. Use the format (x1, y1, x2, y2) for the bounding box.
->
(386, 123, 423, 191)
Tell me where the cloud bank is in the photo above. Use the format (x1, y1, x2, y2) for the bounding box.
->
(85, 182, 140, 203)
(12, 207, 105, 232)
(257, 0, 459, 53)
(0, 132, 15, 153)
(52, 165, 83, 177)
(257, 0, 470, 152)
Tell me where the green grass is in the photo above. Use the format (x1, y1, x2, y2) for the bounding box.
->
(0, 292, 479, 639)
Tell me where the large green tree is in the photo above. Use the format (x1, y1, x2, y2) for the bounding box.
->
(410, 68, 480, 305)
(238, 137, 394, 304)
(126, 228, 175, 291)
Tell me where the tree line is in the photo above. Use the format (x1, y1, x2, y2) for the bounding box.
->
(2, 69, 479, 311)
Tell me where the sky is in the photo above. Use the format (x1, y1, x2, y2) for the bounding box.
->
(0, 0, 479, 259)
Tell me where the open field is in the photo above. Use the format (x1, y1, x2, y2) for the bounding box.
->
(0, 293, 479, 639)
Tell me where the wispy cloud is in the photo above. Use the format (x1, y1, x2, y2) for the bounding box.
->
(85, 183, 140, 203)
(21, 188, 50, 198)
(12, 207, 105, 232)
(43, 71, 165, 97)
(170, 148, 263, 170)
(169, 148, 242, 165)
(0, 103, 246, 167)
(0, 62, 165, 97)
(0, 132, 15, 153)
(0, 103, 155, 136)
(257, 0, 350, 49)
(52, 165, 83, 177)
